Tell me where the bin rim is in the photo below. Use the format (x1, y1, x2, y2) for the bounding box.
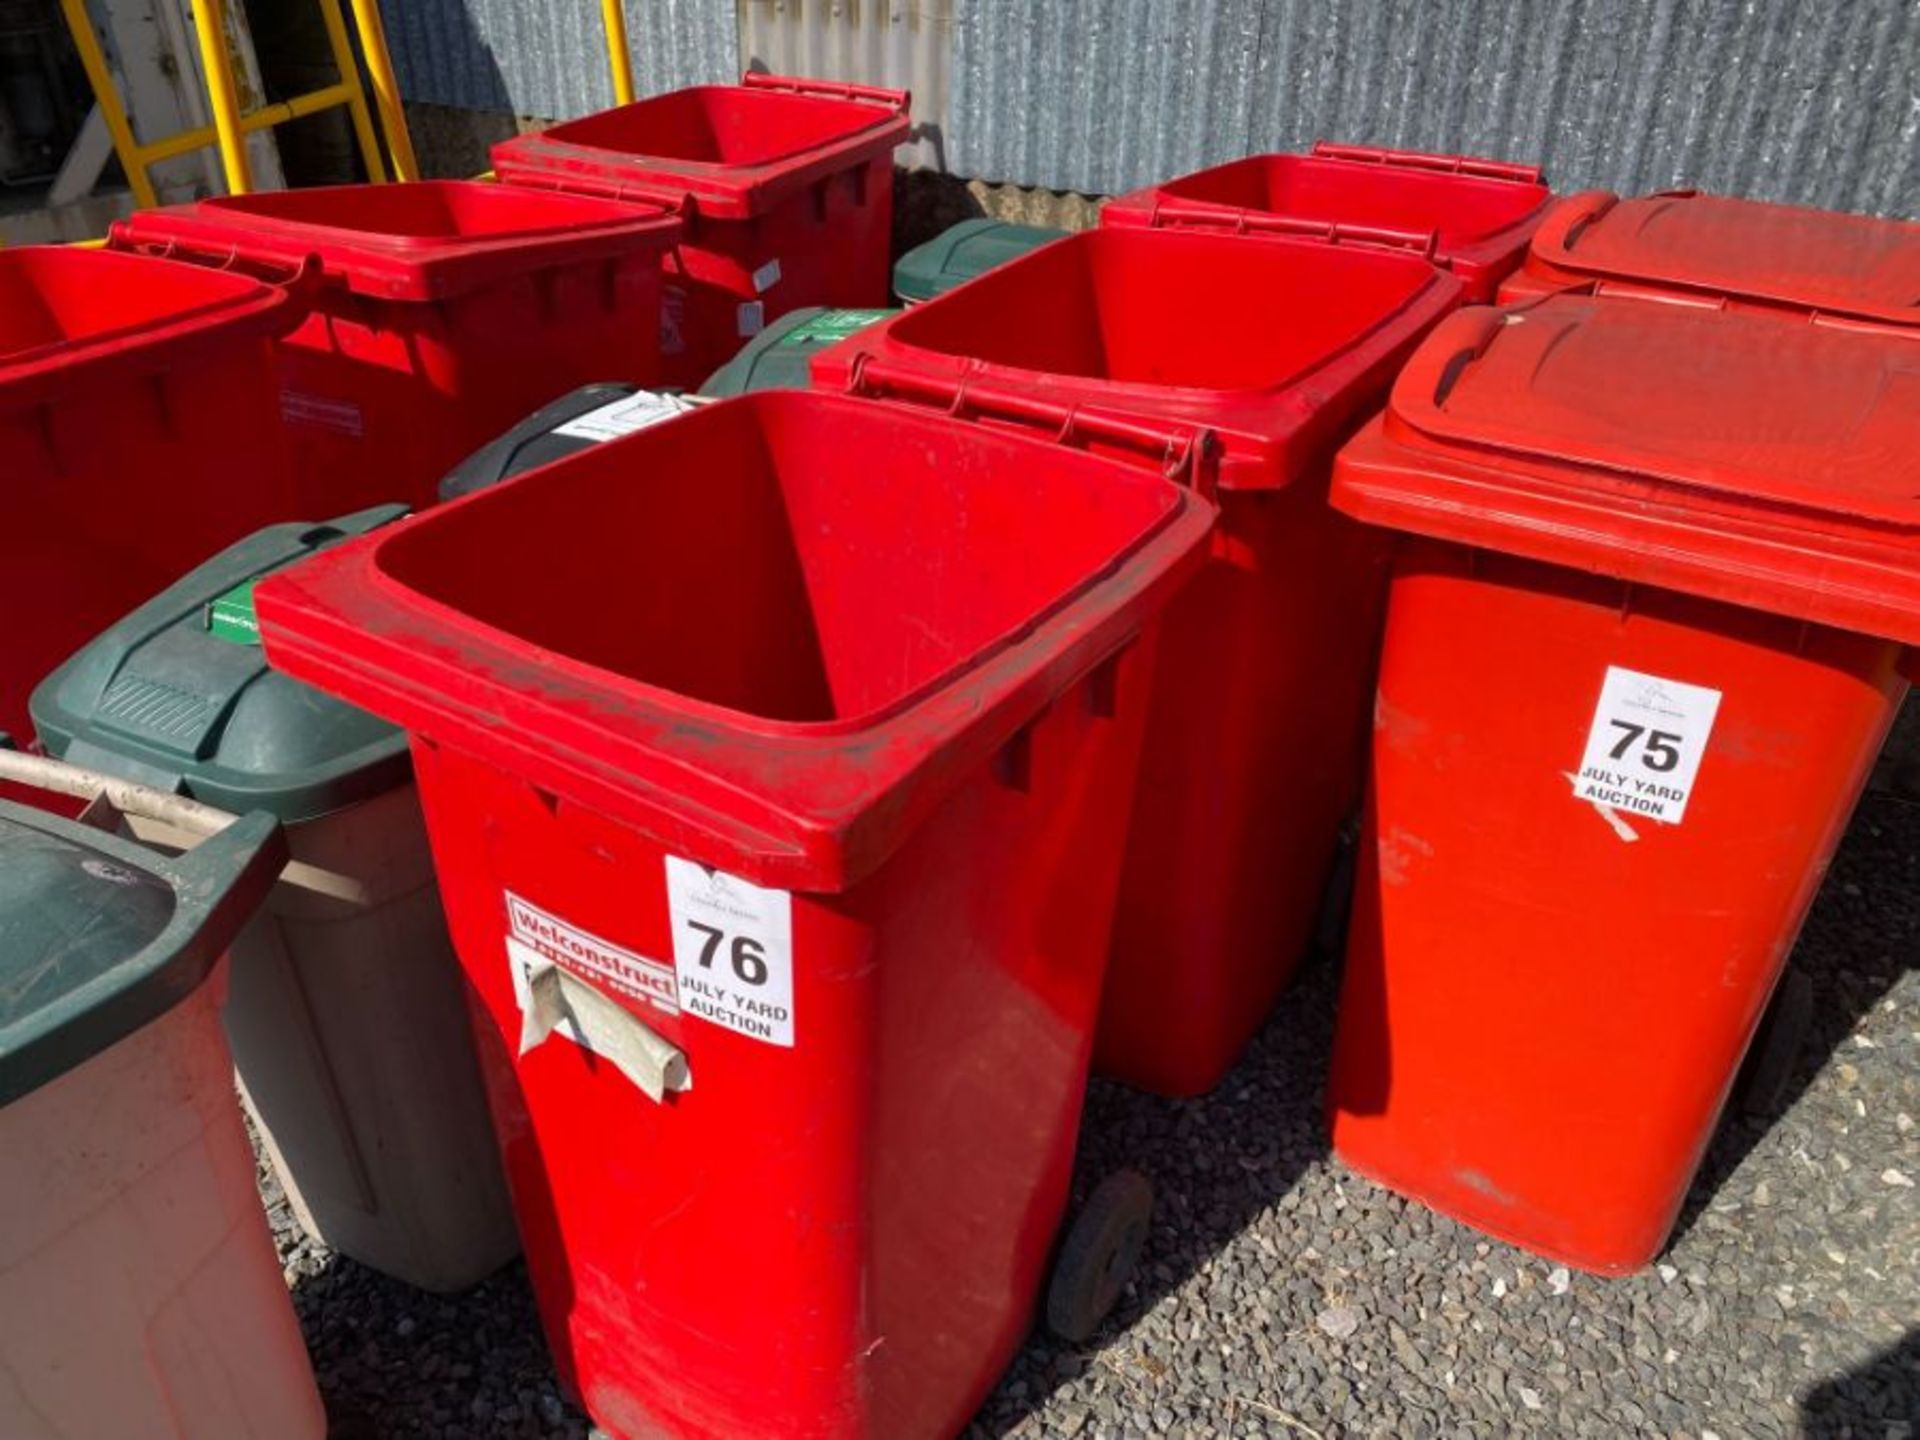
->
(490, 74, 911, 223)
(0, 796, 284, 1106)
(1330, 291, 1920, 647)
(1101, 144, 1553, 273)
(812, 226, 1464, 492)
(109, 180, 684, 303)
(0, 245, 302, 413)
(252, 391, 1215, 891)
(1509, 188, 1920, 331)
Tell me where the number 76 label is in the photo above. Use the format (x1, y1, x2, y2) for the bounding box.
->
(666, 857, 795, 1046)
(1573, 666, 1722, 825)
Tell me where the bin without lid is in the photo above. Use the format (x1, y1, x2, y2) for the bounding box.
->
(1504, 190, 1920, 327)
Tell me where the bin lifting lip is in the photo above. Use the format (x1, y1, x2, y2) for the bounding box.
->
(1331, 293, 1920, 647)
(811, 231, 1465, 493)
(1524, 189, 1920, 330)
(109, 184, 684, 303)
(491, 74, 911, 223)
(252, 396, 1216, 891)
(0, 245, 299, 404)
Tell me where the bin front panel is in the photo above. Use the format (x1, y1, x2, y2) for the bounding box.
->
(408, 624, 1155, 1437)
(1502, 190, 1920, 326)
(1331, 543, 1903, 1273)
(1102, 147, 1550, 302)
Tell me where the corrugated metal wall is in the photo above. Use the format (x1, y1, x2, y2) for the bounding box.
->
(380, 0, 736, 117)
(381, 0, 1915, 217)
(951, 0, 1919, 214)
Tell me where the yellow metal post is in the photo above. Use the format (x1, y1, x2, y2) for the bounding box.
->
(602, 0, 635, 106)
(316, 0, 387, 182)
(56, 0, 158, 208)
(189, 0, 252, 194)
(346, 0, 418, 181)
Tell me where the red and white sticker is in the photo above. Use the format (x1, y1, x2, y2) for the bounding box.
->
(1572, 666, 1722, 826)
(665, 857, 793, 1047)
(504, 891, 678, 1014)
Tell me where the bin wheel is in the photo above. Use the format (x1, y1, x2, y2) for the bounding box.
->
(1046, 1169, 1154, 1343)
(1739, 967, 1814, 1117)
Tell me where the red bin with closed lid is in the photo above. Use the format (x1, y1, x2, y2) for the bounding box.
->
(252, 391, 1213, 1439)
(1499, 187, 1920, 329)
(110, 180, 681, 515)
(1327, 294, 1920, 1274)
(1102, 141, 1551, 301)
(0, 244, 300, 747)
(812, 226, 1463, 1097)
(492, 73, 910, 385)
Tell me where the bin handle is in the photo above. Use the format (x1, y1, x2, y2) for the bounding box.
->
(1310, 140, 1545, 187)
(1141, 201, 1439, 260)
(740, 70, 910, 113)
(516, 952, 692, 1103)
(0, 748, 240, 839)
(846, 354, 1218, 496)
(1527, 190, 1623, 261)
(107, 228, 326, 297)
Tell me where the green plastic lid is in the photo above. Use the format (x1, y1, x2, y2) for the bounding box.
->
(30, 506, 412, 824)
(892, 218, 1066, 303)
(0, 802, 284, 1105)
(698, 307, 896, 397)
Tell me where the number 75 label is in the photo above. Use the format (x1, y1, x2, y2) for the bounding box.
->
(665, 857, 795, 1047)
(1573, 666, 1722, 825)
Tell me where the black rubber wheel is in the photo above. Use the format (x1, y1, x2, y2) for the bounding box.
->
(1046, 1169, 1154, 1343)
(1738, 967, 1814, 1118)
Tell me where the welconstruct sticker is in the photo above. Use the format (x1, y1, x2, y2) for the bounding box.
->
(665, 857, 794, 1047)
(552, 390, 697, 443)
(1572, 666, 1722, 825)
(504, 891, 679, 1014)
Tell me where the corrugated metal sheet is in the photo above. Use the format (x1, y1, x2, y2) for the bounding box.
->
(379, 0, 737, 119)
(951, 0, 1920, 216)
(739, 1, 953, 169)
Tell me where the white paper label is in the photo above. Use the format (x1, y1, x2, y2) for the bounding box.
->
(505, 891, 679, 1014)
(552, 390, 697, 443)
(1573, 666, 1722, 825)
(751, 258, 782, 294)
(665, 857, 794, 1046)
(737, 300, 766, 337)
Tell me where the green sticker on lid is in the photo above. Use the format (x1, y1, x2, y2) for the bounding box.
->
(777, 309, 894, 348)
(205, 580, 261, 646)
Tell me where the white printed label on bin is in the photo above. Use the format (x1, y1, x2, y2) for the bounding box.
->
(751, 258, 782, 294)
(504, 891, 679, 1014)
(1572, 666, 1722, 826)
(665, 857, 794, 1047)
(552, 390, 698, 444)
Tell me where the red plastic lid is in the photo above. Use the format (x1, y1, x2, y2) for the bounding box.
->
(491, 73, 911, 221)
(810, 226, 1462, 491)
(1332, 294, 1920, 642)
(1102, 143, 1550, 297)
(1515, 190, 1920, 328)
(252, 391, 1213, 891)
(110, 181, 681, 302)
(0, 245, 297, 411)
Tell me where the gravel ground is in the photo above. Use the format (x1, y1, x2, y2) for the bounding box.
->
(268, 790, 1920, 1439)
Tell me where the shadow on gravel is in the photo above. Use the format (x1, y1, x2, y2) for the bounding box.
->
(1668, 791, 1920, 1252)
(1798, 1328, 1920, 1438)
(975, 937, 1343, 1436)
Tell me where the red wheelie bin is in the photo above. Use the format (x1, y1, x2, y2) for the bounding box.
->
(0, 244, 300, 747)
(111, 181, 681, 514)
(492, 73, 910, 385)
(1500, 187, 1920, 326)
(813, 225, 1462, 1097)
(1326, 293, 1920, 1274)
(1103, 141, 1550, 301)
(253, 391, 1214, 1438)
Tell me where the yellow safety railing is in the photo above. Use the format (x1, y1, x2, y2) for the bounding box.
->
(58, 0, 417, 203)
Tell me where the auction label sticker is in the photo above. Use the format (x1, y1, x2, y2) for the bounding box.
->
(665, 857, 794, 1047)
(1572, 666, 1722, 825)
(505, 891, 679, 1014)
